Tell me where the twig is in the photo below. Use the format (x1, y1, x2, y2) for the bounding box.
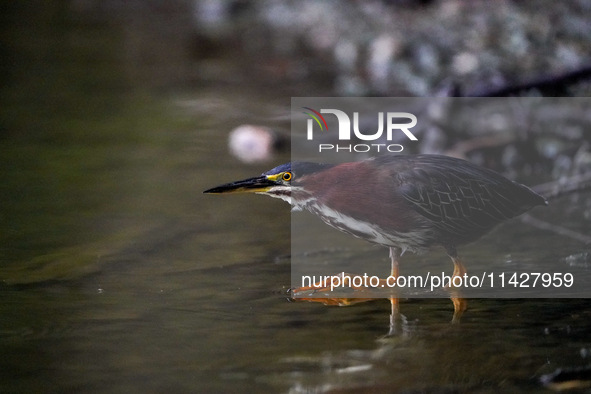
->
(520, 213, 591, 244)
(445, 134, 516, 159)
(531, 172, 591, 200)
(465, 65, 591, 97)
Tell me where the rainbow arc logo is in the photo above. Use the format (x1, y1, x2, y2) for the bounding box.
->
(302, 107, 328, 131)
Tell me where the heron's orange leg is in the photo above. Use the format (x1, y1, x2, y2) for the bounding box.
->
(449, 255, 467, 322)
(390, 297, 399, 314)
(451, 297, 467, 323)
(452, 256, 467, 278)
(444, 256, 468, 290)
(390, 247, 400, 279)
(389, 248, 401, 315)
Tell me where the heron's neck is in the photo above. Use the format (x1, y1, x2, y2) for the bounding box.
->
(256, 186, 293, 205)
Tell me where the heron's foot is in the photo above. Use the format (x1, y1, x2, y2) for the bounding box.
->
(291, 297, 377, 306)
(290, 272, 373, 294)
(290, 273, 400, 297)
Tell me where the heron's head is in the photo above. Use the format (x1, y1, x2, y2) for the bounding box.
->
(203, 162, 334, 205)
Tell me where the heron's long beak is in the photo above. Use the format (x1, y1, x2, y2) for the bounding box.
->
(203, 176, 278, 194)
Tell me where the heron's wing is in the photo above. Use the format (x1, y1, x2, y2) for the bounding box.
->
(396, 167, 528, 237)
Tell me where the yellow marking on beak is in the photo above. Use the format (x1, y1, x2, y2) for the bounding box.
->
(266, 173, 283, 182)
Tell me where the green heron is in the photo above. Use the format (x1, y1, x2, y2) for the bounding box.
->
(204, 154, 547, 290)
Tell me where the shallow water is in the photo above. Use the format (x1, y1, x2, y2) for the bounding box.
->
(2, 260, 591, 393)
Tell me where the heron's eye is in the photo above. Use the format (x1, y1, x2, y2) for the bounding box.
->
(282, 172, 292, 181)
